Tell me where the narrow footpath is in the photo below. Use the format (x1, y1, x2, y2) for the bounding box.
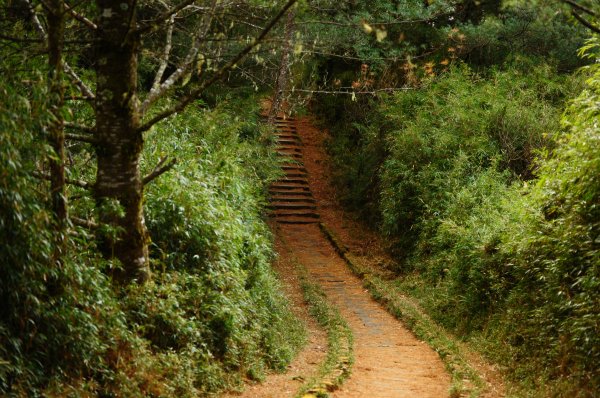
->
(268, 116, 451, 397)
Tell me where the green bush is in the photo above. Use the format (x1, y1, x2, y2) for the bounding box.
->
(318, 56, 597, 392)
(496, 43, 599, 390)
(0, 57, 131, 396)
(1, 67, 303, 395)
(374, 63, 570, 257)
(457, 3, 588, 72)
(136, 97, 304, 392)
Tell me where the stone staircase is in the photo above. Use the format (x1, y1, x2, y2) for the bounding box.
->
(267, 116, 320, 224)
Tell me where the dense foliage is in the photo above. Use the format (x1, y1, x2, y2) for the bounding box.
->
(2, 0, 599, 396)
(311, 1, 598, 395)
(0, 70, 304, 394)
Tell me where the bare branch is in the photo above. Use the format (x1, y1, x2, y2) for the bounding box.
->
(290, 87, 415, 95)
(148, 14, 176, 98)
(24, 0, 95, 100)
(25, 0, 48, 38)
(64, 121, 95, 134)
(572, 11, 600, 34)
(135, 0, 197, 36)
(143, 157, 177, 185)
(71, 216, 99, 229)
(63, 1, 98, 30)
(139, 0, 298, 132)
(63, 62, 95, 100)
(0, 33, 43, 43)
(65, 132, 98, 144)
(141, 0, 218, 114)
(33, 171, 92, 189)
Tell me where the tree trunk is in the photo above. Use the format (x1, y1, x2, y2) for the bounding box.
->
(47, 0, 67, 261)
(94, 0, 150, 283)
(268, 7, 296, 123)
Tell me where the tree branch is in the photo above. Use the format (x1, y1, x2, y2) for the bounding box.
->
(24, 0, 95, 100)
(63, 1, 97, 30)
(562, 0, 597, 17)
(71, 216, 99, 229)
(33, 171, 92, 189)
(63, 63, 95, 100)
(135, 0, 197, 36)
(572, 11, 600, 34)
(290, 87, 415, 95)
(138, 0, 298, 133)
(64, 121, 95, 134)
(65, 132, 98, 144)
(0, 33, 43, 43)
(143, 156, 177, 185)
(141, 0, 218, 114)
(147, 13, 176, 99)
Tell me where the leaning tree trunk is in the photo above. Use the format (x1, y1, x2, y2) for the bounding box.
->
(94, 0, 150, 283)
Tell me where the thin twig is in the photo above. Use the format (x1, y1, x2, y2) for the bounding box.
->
(71, 216, 99, 229)
(65, 132, 98, 144)
(290, 87, 415, 95)
(138, 0, 298, 132)
(141, 0, 218, 114)
(135, 0, 197, 36)
(143, 157, 177, 185)
(63, 1, 97, 30)
(33, 171, 91, 189)
(64, 121, 95, 134)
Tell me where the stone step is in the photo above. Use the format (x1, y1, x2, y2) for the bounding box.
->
(274, 216, 319, 224)
(278, 178, 309, 185)
(269, 196, 316, 203)
(277, 152, 303, 159)
(283, 172, 308, 178)
(269, 202, 318, 210)
(272, 211, 320, 219)
(282, 165, 307, 172)
(269, 189, 313, 196)
(275, 139, 302, 146)
(275, 132, 300, 137)
(276, 146, 302, 152)
(270, 183, 310, 191)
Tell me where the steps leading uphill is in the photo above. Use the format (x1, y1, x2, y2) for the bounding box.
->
(266, 116, 320, 224)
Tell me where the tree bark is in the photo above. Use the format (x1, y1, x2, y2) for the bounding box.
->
(47, 0, 68, 260)
(268, 7, 296, 123)
(94, 0, 150, 283)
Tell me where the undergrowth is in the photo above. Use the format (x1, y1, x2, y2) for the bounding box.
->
(0, 79, 305, 395)
(315, 53, 598, 396)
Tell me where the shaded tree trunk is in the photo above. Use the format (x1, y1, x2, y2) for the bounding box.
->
(47, 0, 67, 260)
(268, 7, 295, 123)
(94, 0, 149, 283)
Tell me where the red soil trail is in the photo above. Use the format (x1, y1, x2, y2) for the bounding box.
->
(269, 115, 452, 397)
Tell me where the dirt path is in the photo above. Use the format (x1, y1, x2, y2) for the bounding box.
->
(269, 116, 452, 397)
(222, 231, 328, 398)
(295, 115, 505, 398)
